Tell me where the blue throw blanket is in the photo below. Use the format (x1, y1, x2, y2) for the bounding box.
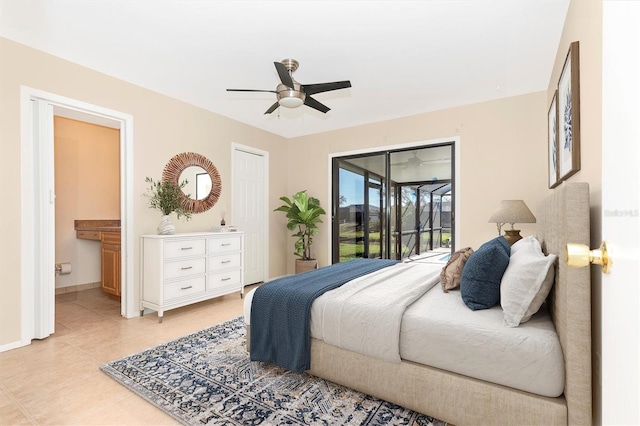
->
(250, 258, 398, 373)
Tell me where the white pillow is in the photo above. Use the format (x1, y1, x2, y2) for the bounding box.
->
(501, 237, 557, 327)
(509, 235, 538, 255)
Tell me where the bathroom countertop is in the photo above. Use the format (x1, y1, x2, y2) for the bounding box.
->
(74, 219, 121, 232)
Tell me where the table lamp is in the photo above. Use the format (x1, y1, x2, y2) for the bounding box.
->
(488, 200, 536, 245)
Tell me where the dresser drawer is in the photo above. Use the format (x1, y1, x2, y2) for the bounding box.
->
(208, 269, 241, 290)
(164, 239, 206, 259)
(164, 277, 206, 301)
(208, 236, 241, 254)
(164, 258, 206, 280)
(208, 253, 241, 271)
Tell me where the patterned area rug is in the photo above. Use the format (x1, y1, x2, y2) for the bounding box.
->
(101, 317, 446, 425)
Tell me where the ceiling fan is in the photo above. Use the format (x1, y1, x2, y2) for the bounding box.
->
(226, 59, 352, 115)
(392, 152, 450, 168)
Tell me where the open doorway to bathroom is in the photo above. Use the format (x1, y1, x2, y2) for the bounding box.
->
(53, 115, 122, 309)
(20, 88, 134, 344)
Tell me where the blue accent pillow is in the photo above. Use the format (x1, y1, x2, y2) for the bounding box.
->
(460, 236, 510, 310)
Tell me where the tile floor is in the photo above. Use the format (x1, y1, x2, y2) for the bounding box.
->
(0, 285, 258, 425)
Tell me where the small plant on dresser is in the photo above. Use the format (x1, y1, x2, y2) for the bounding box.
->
(144, 177, 192, 234)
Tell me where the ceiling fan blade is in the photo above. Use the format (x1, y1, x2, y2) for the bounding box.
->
(302, 80, 352, 95)
(304, 96, 330, 113)
(227, 89, 276, 93)
(274, 62, 294, 89)
(420, 158, 450, 165)
(264, 102, 279, 115)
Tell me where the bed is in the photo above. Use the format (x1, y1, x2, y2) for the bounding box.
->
(244, 182, 592, 425)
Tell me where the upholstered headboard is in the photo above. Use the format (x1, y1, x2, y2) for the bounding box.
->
(536, 182, 592, 425)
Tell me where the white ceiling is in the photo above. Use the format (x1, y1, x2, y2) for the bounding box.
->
(0, 0, 569, 139)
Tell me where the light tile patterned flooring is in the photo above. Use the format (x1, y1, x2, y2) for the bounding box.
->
(0, 285, 258, 425)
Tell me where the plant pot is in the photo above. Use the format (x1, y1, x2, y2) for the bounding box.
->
(295, 259, 318, 274)
(157, 215, 175, 235)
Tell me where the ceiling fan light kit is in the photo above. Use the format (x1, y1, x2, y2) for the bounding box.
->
(227, 58, 351, 115)
(277, 84, 305, 108)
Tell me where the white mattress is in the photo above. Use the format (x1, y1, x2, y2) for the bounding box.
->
(400, 287, 565, 397)
(243, 278, 565, 398)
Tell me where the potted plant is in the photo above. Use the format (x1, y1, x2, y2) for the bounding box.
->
(144, 177, 192, 234)
(275, 190, 326, 273)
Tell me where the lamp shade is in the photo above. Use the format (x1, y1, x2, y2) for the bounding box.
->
(488, 200, 536, 225)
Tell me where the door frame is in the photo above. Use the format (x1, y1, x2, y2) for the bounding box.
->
(328, 136, 461, 263)
(19, 86, 134, 345)
(331, 159, 388, 261)
(231, 142, 269, 283)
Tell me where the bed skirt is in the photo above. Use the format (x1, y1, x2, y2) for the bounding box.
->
(308, 337, 567, 426)
(245, 325, 567, 425)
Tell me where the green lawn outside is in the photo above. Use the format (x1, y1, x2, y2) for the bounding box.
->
(339, 232, 451, 261)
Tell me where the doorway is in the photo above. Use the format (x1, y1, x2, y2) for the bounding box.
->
(53, 115, 120, 301)
(20, 87, 134, 344)
(331, 142, 455, 263)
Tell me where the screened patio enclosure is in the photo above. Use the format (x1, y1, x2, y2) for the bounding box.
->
(332, 143, 454, 263)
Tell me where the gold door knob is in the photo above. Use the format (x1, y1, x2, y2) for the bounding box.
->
(566, 241, 611, 273)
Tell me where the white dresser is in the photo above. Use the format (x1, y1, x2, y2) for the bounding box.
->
(140, 231, 244, 322)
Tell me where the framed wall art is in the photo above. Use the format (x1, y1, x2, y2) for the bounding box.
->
(557, 41, 581, 182)
(548, 90, 559, 188)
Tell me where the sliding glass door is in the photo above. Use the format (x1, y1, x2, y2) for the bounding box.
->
(332, 143, 454, 263)
(392, 181, 452, 258)
(333, 154, 386, 262)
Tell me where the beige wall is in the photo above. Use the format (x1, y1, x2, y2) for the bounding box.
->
(546, 1, 602, 423)
(0, 36, 288, 347)
(284, 92, 549, 273)
(547, 0, 602, 239)
(54, 117, 120, 289)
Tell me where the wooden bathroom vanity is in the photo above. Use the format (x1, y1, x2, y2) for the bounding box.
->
(75, 219, 121, 297)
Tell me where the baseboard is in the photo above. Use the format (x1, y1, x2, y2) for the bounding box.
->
(0, 339, 30, 353)
(55, 281, 101, 295)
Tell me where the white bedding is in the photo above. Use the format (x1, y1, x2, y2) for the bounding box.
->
(400, 285, 565, 397)
(310, 262, 441, 363)
(243, 262, 565, 397)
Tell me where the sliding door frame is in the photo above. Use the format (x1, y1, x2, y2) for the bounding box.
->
(329, 137, 460, 264)
(331, 159, 386, 263)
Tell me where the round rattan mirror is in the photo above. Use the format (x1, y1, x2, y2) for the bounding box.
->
(162, 152, 222, 214)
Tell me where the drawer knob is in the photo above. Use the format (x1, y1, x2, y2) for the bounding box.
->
(221, 243, 231, 246)
(221, 277, 231, 281)
(180, 285, 193, 290)
(181, 266, 193, 270)
(181, 247, 193, 250)
(221, 260, 231, 264)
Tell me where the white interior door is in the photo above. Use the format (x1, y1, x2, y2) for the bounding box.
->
(32, 99, 56, 339)
(601, 2, 640, 424)
(232, 144, 268, 285)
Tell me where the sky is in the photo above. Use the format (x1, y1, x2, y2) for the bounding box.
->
(339, 168, 364, 206)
